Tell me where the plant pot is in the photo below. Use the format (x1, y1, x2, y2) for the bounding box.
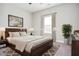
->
(64, 38, 69, 45)
(69, 35, 72, 45)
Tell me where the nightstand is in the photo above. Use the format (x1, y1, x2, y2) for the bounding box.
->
(0, 40, 6, 49)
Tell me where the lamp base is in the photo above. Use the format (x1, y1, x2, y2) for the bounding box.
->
(30, 33, 32, 35)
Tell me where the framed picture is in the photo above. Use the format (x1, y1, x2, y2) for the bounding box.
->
(8, 15, 23, 27)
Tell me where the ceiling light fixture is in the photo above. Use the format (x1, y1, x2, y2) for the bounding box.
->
(29, 3, 32, 5)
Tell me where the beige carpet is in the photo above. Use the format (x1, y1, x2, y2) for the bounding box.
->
(0, 42, 60, 56)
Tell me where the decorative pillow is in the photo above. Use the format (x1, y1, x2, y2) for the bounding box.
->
(20, 32, 27, 36)
(9, 32, 20, 37)
(76, 33, 79, 37)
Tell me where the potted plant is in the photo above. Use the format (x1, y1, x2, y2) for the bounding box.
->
(62, 24, 72, 44)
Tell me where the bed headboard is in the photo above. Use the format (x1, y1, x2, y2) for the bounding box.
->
(5, 28, 27, 39)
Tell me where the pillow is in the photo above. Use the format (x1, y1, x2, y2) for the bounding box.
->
(20, 32, 27, 36)
(76, 33, 79, 37)
(9, 32, 20, 37)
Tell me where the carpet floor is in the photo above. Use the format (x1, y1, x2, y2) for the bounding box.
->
(0, 43, 60, 56)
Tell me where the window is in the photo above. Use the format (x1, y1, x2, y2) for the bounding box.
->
(42, 15, 52, 34)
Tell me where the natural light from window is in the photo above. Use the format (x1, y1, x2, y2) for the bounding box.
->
(43, 15, 52, 34)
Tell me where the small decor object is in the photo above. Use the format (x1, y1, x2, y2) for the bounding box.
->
(62, 24, 72, 45)
(8, 15, 23, 27)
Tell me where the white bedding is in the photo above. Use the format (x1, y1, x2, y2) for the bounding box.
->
(7, 35, 52, 53)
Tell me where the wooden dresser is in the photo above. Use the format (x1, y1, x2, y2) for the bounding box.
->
(72, 30, 79, 56)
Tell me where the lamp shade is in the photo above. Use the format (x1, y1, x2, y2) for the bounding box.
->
(0, 27, 5, 31)
(28, 28, 34, 32)
(0, 27, 5, 39)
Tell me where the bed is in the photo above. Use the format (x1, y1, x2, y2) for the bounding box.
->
(5, 28, 53, 56)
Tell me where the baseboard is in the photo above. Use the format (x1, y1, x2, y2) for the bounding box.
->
(56, 40, 64, 43)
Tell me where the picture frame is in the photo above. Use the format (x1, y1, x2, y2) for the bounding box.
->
(8, 15, 23, 27)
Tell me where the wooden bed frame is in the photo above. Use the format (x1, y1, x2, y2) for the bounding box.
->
(5, 28, 53, 56)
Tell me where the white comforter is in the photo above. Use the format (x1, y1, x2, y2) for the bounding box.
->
(7, 35, 52, 52)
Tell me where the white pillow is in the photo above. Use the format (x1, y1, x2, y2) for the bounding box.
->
(9, 32, 20, 37)
(76, 33, 79, 36)
(20, 32, 27, 36)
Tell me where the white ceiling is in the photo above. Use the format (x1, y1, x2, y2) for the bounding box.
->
(5, 3, 61, 13)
